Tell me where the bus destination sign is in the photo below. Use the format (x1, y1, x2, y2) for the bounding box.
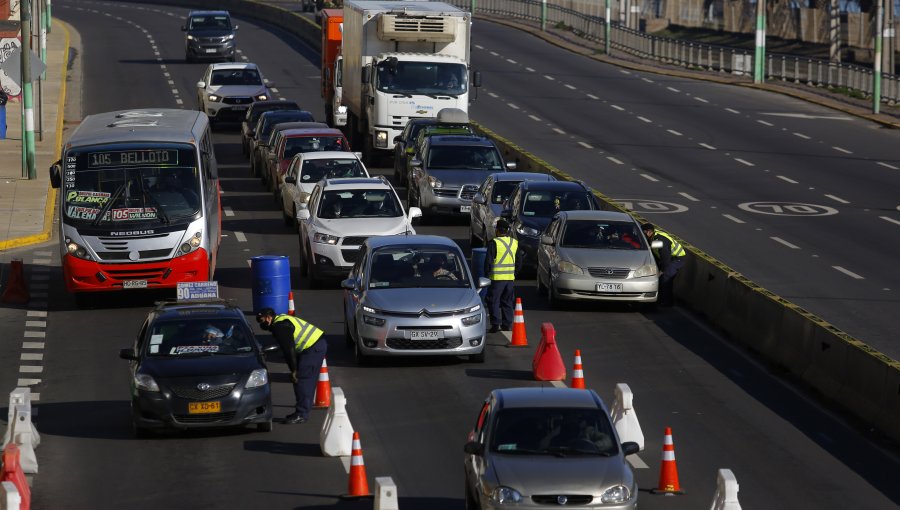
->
(88, 149, 179, 168)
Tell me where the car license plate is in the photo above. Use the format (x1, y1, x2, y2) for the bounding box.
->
(188, 401, 221, 414)
(205, 48, 217, 54)
(232, 106, 248, 111)
(123, 280, 148, 289)
(460, 205, 472, 213)
(596, 283, 623, 293)
(409, 330, 444, 340)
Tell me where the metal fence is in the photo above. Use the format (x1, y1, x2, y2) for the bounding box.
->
(451, 0, 900, 103)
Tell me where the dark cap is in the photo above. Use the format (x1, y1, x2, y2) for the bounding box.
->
(641, 223, 655, 232)
(496, 219, 510, 232)
(256, 307, 276, 322)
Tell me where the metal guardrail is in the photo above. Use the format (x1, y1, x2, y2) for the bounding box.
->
(450, 0, 900, 103)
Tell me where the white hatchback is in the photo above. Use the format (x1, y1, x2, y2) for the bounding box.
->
(280, 151, 369, 227)
(298, 177, 422, 287)
(196, 63, 273, 125)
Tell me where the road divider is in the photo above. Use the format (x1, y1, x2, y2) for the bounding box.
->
(610, 383, 644, 451)
(532, 323, 565, 381)
(2, 389, 40, 475)
(1, 481, 22, 510)
(0, 445, 30, 510)
(710, 468, 742, 509)
(320, 387, 353, 457)
(374, 477, 399, 510)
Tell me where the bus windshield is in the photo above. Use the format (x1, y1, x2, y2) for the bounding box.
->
(62, 146, 201, 226)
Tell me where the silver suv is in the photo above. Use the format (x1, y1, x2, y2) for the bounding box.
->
(182, 10, 238, 62)
(196, 63, 273, 126)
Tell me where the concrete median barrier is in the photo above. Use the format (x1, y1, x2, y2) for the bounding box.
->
(374, 477, 399, 510)
(710, 468, 741, 509)
(610, 383, 644, 451)
(320, 387, 354, 457)
(1, 480, 22, 510)
(2, 389, 40, 475)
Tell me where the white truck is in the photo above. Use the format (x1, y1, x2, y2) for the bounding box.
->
(341, 0, 479, 165)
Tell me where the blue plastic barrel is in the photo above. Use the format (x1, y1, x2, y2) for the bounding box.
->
(250, 255, 291, 315)
(471, 247, 488, 299)
(0, 105, 6, 139)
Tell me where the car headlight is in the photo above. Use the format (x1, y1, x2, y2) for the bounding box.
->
(65, 238, 93, 261)
(490, 487, 523, 504)
(427, 175, 442, 188)
(633, 263, 658, 278)
(363, 315, 385, 326)
(600, 485, 631, 504)
(134, 374, 160, 392)
(362, 305, 378, 314)
(467, 304, 481, 313)
(462, 313, 481, 326)
(186, 34, 195, 41)
(314, 233, 340, 245)
(224, 34, 235, 41)
(208, 94, 221, 102)
(375, 130, 389, 148)
(337, 105, 348, 114)
(245, 368, 269, 389)
(516, 224, 540, 237)
(557, 260, 584, 275)
(179, 232, 202, 255)
(255, 94, 269, 101)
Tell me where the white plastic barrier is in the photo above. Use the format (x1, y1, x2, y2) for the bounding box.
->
(610, 383, 644, 451)
(1, 481, 21, 510)
(2, 388, 39, 474)
(374, 477, 399, 510)
(709, 469, 742, 510)
(319, 387, 354, 457)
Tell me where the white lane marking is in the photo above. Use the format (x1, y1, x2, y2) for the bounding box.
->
(271, 88, 280, 94)
(21, 353, 43, 361)
(543, 75, 555, 81)
(725, 108, 740, 114)
(507, 103, 520, 110)
(637, 116, 652, 123)
(27, 311, 47, 317)
(833, 266, 864, 279)
(17, 379, 40, 386)
(824, 194, 849, 204)
(880, 216, 900, 226)
(877, 161, 899, 169)
(757, 120, 774, 126)
(525, 67, 535, 72)
(550, 380, 567, 388)
(488, 92, 498, 98)
(553, 128, 566, 135)
(20, 366, 43, 373)
(501, 331, 513, 342)
(723, 214, 745, 224)
(247, 259, 252, 268)
(678, 192, 699, 202)
(699, 143, 717, 150)
(832, 146, 852, 154)
(565, 84, 576, 90)
(528, 114, 542, 122)
(475, 44, 484, 49)
(32, 258, 51, 265)
(24, 331, 46, 338)
(235, 232, 248, 243)
(611, 104, 625, 111)
(587, 94, 599, 100)
(30, 393, 39, 402)
(176, 99, 183, 105)
(489, 51, 499, 56)
(642, 77, 654, 83)
(771, 237, 800, 249)
(171, 88, 178, 95)
(620, 70, 631, 74)
(761, 112, 852, 120)
(34, 251, 51, 257)
(167, 80, 175, 86)
(734, 158, 755, 167)
(578, 142, 594, 149)
(22, 342, 44, 349)
(506, 59, 517, 64)
(164, 72, 171, 78)
(607, 156, 624, 165)
(667, 86, 680, 92)
(627, 454, 649, 469)
(640, 174, 659, 182)
(793, 132, 811, 140)
(776, 175, 799, 184)
(224, 207, 235, 217)
(25, 321, 46, 328)
(667, 129, 682, 136)
(694, 96, 709, 103)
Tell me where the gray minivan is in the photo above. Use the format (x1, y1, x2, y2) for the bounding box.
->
(182, 10, 238, 62)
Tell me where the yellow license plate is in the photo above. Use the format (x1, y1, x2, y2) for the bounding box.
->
(188, 401, 221, 414)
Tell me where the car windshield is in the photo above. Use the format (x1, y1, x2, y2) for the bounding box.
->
(300, 158, 367, 182)
(284, 136, 347, 158)
(249, 103, 298, 126)
(189, 15, 232, 30)
(491, 181, 521, 205)
(146, 318, 255, 357)
(210, 69, 261, 87)
(318, 188, 402, 219)
(427, 146, 503, 171)
(522, 191, 593, 217)
(258, 112, 315, 140)
(376, 62, 468, 96)
(491, 407, 619, 456)
(368, 245, 471, 289)
(561, 220, 646, 250)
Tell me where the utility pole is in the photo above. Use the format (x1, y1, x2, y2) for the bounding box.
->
(874, 0, 883, 114)
(605, 0, 611, 55)
(883, 0, 894, 75)
(21, 0, 36, 179)
(753, 0, 766, 83)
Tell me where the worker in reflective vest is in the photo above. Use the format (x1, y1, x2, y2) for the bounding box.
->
(257, 307, 326, 424)
(484, 219, 523, 333)
(642, 223, 686, 307)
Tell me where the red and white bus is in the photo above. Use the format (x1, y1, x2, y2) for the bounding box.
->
(49, 109, 221, 298)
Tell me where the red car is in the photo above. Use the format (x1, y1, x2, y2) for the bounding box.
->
(263, 127, 351, 192)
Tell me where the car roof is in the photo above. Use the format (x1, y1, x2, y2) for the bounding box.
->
(250, 100, 299, 111)
(150, 300, 247, 321)
(519, 180, 590, 191)
(281, 126, 343, 137)
(210, 62, 258, 71)
(367, 235, 460, 250)
(322, 177, 390, 189)
(493, 172, 555, 182)
(560, 210, 633, 222)
(297, 151, 361, 161)
(272, 121, 327, 133)
(188, 10, 230, 16)
(428, 135, 494, 146)
(494, 387, 604, 409)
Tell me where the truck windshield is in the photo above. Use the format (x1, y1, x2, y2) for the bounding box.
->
(376, 62, 467, 96)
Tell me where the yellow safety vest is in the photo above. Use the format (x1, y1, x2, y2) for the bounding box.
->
(652, 230, 686, 258)
(273, 315, 324, 352)
(491, 236, 518, 281)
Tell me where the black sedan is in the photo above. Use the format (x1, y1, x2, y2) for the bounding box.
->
(119, 300, 274, 437)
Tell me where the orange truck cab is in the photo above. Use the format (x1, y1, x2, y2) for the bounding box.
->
(321, 9, 347, 127)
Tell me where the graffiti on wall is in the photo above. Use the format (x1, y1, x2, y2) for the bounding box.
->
(0, 0, 21, 96)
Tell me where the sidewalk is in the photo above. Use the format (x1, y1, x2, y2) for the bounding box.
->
(0, 19, 68, 251)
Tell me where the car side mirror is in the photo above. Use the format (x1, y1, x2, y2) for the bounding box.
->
(472, 192, 486, 205)
(410, 159, 422, 168)
(464, 441, 484, 455)
(393, 135, 401, 144)
(49, 162, 61, 188)
(297, 209, 310, 221)
(540, 234, 554, 246)
(500, 210, 512, 219)
(341, 278, 358, 290)
(621, 441, 640, 456)
(197, 81, 206, 89)
(234, 25, 240, 30)
(408, 206, 422, 219)
(119, 348, 137, 361)
(505, 162, 517, 171)
(478, 277, 491, 289)
(285, 175, 296, 184)
(650, 240, 663, 250)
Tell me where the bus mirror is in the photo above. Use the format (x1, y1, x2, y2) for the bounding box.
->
(472, 70, 482, 88)
(49, 162, 61, 189)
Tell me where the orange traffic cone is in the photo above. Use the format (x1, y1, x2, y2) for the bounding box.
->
(343, 431, 372, 498)
(1, 259, 29, 305)
(287, 291, 296, 315)
(508, 297, 528, 347)
(313, 358, 332, 408)
(570, 350, 586, 389)
(651, 427, 684, 495)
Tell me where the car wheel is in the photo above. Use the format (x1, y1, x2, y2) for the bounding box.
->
(469, 347, 486, 363)
(257, 419, 273, 432)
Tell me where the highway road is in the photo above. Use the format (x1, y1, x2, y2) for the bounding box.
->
(8, 1, 897, 508)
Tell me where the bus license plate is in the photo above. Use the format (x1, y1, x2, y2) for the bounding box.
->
(460, 205, 472, 213)
(123, 280, 148, 289)
(596, 283, 623, 293)
(409, 330, 444, 340)
(188, 401, 221, 414)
